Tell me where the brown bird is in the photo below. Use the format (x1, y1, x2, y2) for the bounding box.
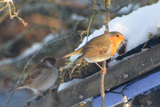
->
(18, 56, 58, 94)
(61, 31, 125, 74)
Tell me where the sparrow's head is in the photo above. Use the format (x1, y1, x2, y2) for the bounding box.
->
(40, 56, 56, 68)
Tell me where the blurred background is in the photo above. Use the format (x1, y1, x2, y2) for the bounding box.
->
(0, 0, 158, 107)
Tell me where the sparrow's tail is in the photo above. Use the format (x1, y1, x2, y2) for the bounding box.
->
(60, 47, 83, 59)
(17, 85, 26, 90)
(17, 86, 39, 94)
(8, 84, 26, 92)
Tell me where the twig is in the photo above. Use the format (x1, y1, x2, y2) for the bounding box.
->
(80, 0, 96, 41)
(142, 33, 155, 49)
(71, 20, 85, 37)
(100, 1, 111, 107)
(0, 0, 28, 26)
(0, 2, 8, 12)
(5, 61, 29, 107)
(97, 0, 134, 15)
(104, 0, 111, 32)
(100, 61, 106, 107)
(112, 0, 134, 14)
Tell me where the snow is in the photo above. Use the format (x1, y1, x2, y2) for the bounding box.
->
(118, 3, 140, 14)
(133, 3, 140, 11)
(118, 3, 133, 14)
(43, 33, 55, 43)
(4, 0, 13, 2)
(43, 33, 59, 43)
(58, 79, 83, 91)
(70, 1, 160, 63)
(93, 71, 160, 107)
(109, 1, 160, 52)
(71, 13, 87, 21)
(21, 43, 42, 58)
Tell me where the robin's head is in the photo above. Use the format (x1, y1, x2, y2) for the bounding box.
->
(109, 32, 125, 42)
(108, 32, 125, 55)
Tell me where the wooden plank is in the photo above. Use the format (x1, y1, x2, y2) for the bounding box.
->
(57, 43, 160, 107)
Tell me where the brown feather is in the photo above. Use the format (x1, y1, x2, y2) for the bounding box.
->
(61, 47, 83, 59)
(23, 66, 43, 85)
(80, 34, 112, 59)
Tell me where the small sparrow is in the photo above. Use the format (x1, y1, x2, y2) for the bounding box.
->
(18, 56, 58, 94)
(61, 31, 125, 74)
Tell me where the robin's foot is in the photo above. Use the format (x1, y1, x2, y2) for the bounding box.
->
(100, 68, 106, 75)
(94, 61, 106, 75)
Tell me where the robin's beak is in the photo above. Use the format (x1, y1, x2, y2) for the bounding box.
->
(124, 39, 128, 43)
(119, 33, 125, 41)
(121, 39, 127, 45)
(121, 42, 123, 45)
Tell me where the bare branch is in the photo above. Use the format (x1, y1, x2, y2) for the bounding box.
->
(101, 61, 106, 107)
(0, 0, 28, 26)
(104, 0, 111, 32)
(80, 0, 96, 41)
(112, 0, 134, 14)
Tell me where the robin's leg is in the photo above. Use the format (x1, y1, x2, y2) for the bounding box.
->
(94, 61, 106, 75)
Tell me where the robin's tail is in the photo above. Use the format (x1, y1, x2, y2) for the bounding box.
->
(60, 47, 83, 59)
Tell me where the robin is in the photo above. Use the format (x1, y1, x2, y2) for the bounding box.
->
(61, 31, 125, 74)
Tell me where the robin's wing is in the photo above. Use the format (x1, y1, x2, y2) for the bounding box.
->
(81, 36, 112, 58)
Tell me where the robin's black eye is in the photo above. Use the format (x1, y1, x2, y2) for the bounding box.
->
(116, 34, 119, 37)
